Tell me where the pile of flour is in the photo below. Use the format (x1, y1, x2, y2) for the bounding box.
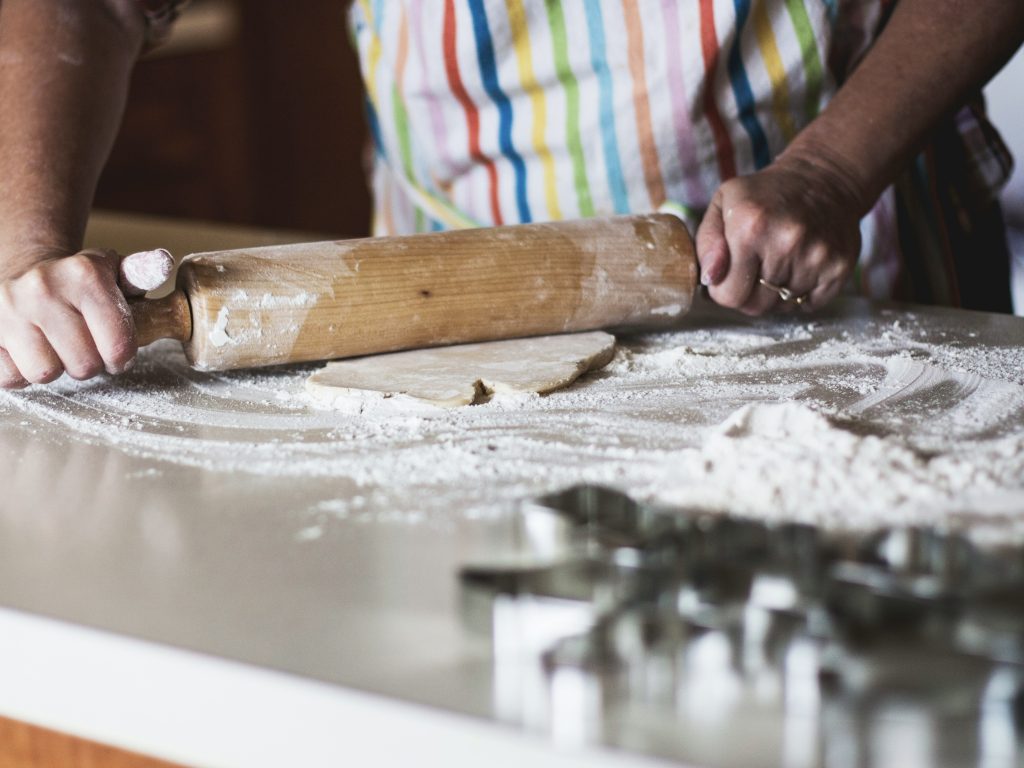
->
(653, 396, 1024, 539)
(2, 303, 1022, 543)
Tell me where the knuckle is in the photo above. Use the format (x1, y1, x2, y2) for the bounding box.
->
(0, 375, 28, 390)
(734, 207, 769, 246)
(829, 256, 854, 281)
(804, 246, 830, 273)
(65, 254, 107, 286)
(775, 222, 804, 254)
(66, 358, 104, 381)
(19, 268, 54, 298)
(106, 338, 138, 371)
(26, 365, 63, 385)
(0, 357, 25, 389)
(825, 267, 849, 289)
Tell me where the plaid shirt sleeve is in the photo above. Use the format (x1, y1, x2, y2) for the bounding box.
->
(133, 0, 190, 48)
(955, 100, 1015, 206)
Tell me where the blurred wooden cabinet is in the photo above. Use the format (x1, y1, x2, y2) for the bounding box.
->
(94, 0, 371, 237)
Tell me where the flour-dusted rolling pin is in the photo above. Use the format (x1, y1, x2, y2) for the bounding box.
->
(130, 213, 698, 371)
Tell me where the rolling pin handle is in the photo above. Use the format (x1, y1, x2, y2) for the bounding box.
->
(130, 290, 193, 347)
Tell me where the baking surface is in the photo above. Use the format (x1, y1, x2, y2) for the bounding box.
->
(2, 298, 1022, 536)
(0, 295, 1022, 765)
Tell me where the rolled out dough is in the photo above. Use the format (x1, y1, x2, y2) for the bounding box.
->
(306, 332, 616, 408)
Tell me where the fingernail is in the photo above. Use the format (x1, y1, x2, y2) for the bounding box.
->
(701, 272, 712, 287)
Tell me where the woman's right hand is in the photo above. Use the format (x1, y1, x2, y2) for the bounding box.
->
(0, 249, 138, 389)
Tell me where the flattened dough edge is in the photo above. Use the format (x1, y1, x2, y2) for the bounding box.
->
(306, 331, 616, 408)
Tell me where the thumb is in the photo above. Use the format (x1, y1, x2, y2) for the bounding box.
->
(77, 247, 129, 292)
(695, 192, 729, 287)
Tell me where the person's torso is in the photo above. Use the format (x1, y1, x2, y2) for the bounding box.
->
(350, 0, 889, 234)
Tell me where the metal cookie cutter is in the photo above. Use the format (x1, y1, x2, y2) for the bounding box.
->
(459, 485, 1024, 764)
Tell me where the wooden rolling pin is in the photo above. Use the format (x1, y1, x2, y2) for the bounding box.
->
(131, 213, 698, 371)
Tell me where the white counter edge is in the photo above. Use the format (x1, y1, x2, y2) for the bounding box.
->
(0, 606, 677, 768)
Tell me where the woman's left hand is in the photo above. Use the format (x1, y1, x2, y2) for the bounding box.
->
(694, 153, 866, 315)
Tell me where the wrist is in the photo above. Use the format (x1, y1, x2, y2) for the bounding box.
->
(775, 137, 875, 218)
(0, 234, 79, 282)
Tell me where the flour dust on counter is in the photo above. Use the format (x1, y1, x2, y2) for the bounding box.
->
(2, 300, 1023, 544)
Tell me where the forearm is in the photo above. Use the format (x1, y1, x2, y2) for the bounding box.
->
(0, 0, 144, 279)
(784, 0, 1024, 214)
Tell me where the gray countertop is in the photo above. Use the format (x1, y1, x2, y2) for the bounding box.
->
(1, 214, 1022, 767)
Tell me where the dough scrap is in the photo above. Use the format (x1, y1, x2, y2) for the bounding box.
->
(306, 332, 616, 408)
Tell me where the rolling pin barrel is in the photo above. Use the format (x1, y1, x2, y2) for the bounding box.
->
(129, 213, 698, 371)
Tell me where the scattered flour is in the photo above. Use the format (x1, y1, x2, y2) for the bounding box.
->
(1, 301, 1023, 543)
(258, 291, 318, 309)
(208, 306, 233, 348)
(651, 399, 1024, 542)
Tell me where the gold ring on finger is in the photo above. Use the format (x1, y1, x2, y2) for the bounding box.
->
(758, 278, 809, 306)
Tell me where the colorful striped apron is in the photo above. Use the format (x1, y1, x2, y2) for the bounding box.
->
(350, 1, 903, 297)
